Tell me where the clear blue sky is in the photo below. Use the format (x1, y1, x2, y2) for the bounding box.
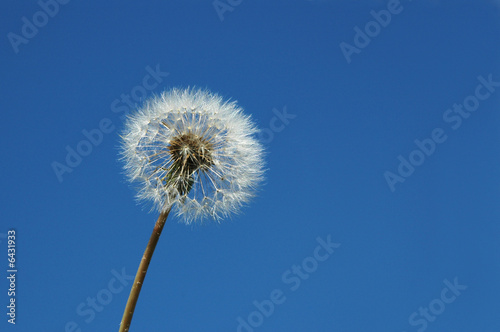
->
(1, 1, 500, 331)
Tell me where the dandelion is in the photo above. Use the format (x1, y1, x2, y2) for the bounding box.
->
(121, 88, 264, 222)
(118, 88, 264, 331)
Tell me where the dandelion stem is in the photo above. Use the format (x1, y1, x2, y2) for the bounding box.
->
(118, 208, 171, 332)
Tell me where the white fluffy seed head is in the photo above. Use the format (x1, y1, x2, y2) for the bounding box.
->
(120, 88, 265, 224)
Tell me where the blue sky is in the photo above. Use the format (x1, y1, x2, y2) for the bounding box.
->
(1, 0, 500, 331)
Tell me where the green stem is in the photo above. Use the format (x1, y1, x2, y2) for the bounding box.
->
(118, 208, 171, 332)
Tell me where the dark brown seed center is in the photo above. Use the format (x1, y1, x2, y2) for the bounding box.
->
(165, 133, 214, 195)
(168, 133, 214, 174)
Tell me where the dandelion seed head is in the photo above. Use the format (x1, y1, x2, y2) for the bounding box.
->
(121, 88, 264, 223)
